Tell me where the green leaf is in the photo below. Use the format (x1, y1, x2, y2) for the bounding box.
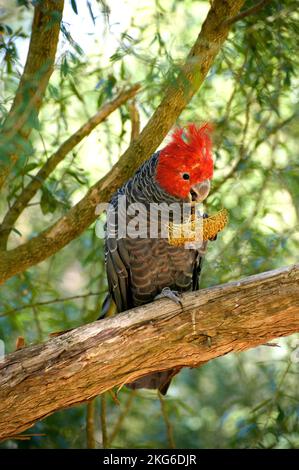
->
(120, 61, 127, 80)
(70, 0, 78, 15)
(22, 163, 39, 175)
(28, 109, 41, 131)
(104, 74, 117, 98)
(69, 78, 85, 103)
(87, 1, 95, 25)
(61, 56, 69, 77)
(97, 89, 105, 108)
(40, 187, 58, 215)
(17, 0, 30, 7)
(48, 84, 60, 100)
(11, 227, 22, 237)
(66, 170, 87, 185)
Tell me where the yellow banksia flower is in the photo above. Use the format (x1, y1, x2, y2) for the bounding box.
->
(168, 209, 228, 246)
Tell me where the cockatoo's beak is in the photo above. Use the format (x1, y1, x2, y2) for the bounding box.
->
(189, 179, 211, 203)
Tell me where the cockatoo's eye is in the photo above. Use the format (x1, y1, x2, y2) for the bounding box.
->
(182, 173, 190, 180)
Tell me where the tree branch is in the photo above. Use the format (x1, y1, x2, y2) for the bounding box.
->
(211, 111, 296, 196)
(128, 99, 140, 142)
(0, 84, 141, 249)
(0, 0, 64, 190)
(0, 0, 245, 285)
(0, 291, 103, 317)
(109, 391, 136, 445)
(0, 264, 298, 441)
(224, 0, 272, 26)
(86, 399, 96, 448)
(159, 393, 176, 449)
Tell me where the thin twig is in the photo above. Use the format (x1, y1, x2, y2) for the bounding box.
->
(0, 84, 141, 249)
(252, 360, 293, 447)
(158, 392, 176, 449)
(4, 433, 46, 441)
(128, 99, 140, 142)
(1, 78, 50, 146)
(211, 173, 270, 263)
(109, 390, 136, 445)
(212, 90, 254, 195)
(100, 393, 109, 449)
(215, 51, 248, 154)
(212, 134, 281, 265)
(252, 112, 297, 151)
(86, 399, 96, 449)
(0, 291, 104, 317)
(224, 0, 272, 26)
(212, 112, 296, 196)
(108, 389, 120, 406)
(32, 305, 43, 341)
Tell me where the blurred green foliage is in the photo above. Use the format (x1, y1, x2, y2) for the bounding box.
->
(0, 0, 298, 449)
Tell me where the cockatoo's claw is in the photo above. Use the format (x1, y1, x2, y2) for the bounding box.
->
(154, 287, 183, 308)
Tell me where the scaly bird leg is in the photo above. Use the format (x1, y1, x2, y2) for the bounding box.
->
(154, 287, 183, 308)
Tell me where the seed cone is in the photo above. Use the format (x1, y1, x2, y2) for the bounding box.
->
(168, 208, 228, 246)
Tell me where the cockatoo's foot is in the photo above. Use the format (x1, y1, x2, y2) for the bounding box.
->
(154, 287, 183, 307)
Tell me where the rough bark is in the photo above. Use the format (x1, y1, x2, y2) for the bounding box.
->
(0, 0, 64, 190)
(0, 0, 245, 285)
(0, 264, 298, 441)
